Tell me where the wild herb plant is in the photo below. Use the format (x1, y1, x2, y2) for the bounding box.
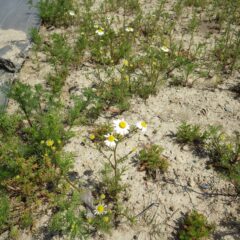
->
(206, 131, 240, 192)
(35, 0, 77, 27)
(209, 0, 240, 74)
(176, 122, 210, 145)
(90, 119, 148, 225)
(176, 123, 240, 192)
(178, 210, 215, 240)
(0, 81, 78, 233)
(30, 27, 43, 51)
(137, 144, 169, 179)
(49, 191, 89, 239)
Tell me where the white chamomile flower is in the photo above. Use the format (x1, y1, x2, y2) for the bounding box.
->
(113, 119, 130, 136)
(136, 121, 147, 133)
(68, 10, 75, 16)
(160, 46, 170, 53)
(94, 204, 107, 215)
(96, 28, 105, 36)
(125, 27, 134, 32)
(104, 133, 118, 148)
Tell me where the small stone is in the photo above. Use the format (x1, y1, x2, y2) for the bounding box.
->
(169, 206, 175, 211)
(182, 145, 190, 151)
(224, 105, 233, 113)
(187, 178, 194, 187)
(199, 183, 210, 189)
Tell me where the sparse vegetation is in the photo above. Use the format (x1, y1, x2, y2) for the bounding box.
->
(137, 144, 169, 178)
(176, 122, 240, 192)
(1, 0, 240, 238)
(178, 211, 215, 240)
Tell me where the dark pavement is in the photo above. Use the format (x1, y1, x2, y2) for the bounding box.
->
(0, 0, 40, 108)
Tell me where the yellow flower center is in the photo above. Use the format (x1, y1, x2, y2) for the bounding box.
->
(123, 59, 129, 66)
(46, 140, 54, 147)
(125, 75, 130, 81)
(100, 194, 106, 200)
(97, 29, 104, 34)
(97, 205, 105, 213)
(89, 134, 95, 140)
(103, 216, 109, 223)
(108, 135, 115, 142)
(141, 121, 147, 128)
(119, 121, 127, 129)
(87, 218, 93, 224)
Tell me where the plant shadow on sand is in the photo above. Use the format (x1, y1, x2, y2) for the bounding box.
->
(213, 218, 240, 240)
(229, 82, 240, 100)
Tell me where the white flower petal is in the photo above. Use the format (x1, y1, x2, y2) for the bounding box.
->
(68, 10, 75, 16)
(160, 46, 170, 53)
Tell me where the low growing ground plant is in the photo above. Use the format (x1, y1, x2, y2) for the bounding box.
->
(178, 210, 215, 240)
(137, 144, 169, 179)
(33, 0, 77, 27)
(176, 122, 240, 192)
(176, 122, 210, 145)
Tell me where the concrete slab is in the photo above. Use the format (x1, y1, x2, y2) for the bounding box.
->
(0, 0, 40, 108)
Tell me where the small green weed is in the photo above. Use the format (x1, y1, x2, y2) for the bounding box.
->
(45, 33, 73, 70)
(137, 144, 169, 178)
(176, 122, 210, 145)
(30, 28, 42, 51)
(36, 0, 77, 27)
(178, 210, 215, 240)
(49, 192, 89, 239)
(176, 122, 240, 192)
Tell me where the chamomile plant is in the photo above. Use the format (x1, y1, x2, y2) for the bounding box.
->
(89, 118, 148, 225)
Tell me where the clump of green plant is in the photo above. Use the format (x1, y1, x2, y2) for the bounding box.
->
(43, 33, 73, 95)
(45, 33, 73, 70)
(88, 23, 134, 65)
(88, 123, 113, 143)
(0, 81, 85, 234)
(137, 144, 169, 178)
(209, 1, 240, 74)
(176, 122, 210, 145)
(176, 122, 240, 192)
(73, 78, 131, 123)
(30, 27, 43, 51)
(213, 29, 240, 74)
(35, 0, 77, 27)
(178, 210, 215, 240)
(49, 191, 89, 239)
(206, 131, 240, 192)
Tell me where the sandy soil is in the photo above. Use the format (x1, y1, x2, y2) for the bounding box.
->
(8, 53, 239, 240)
(2, 0, 240, 239)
